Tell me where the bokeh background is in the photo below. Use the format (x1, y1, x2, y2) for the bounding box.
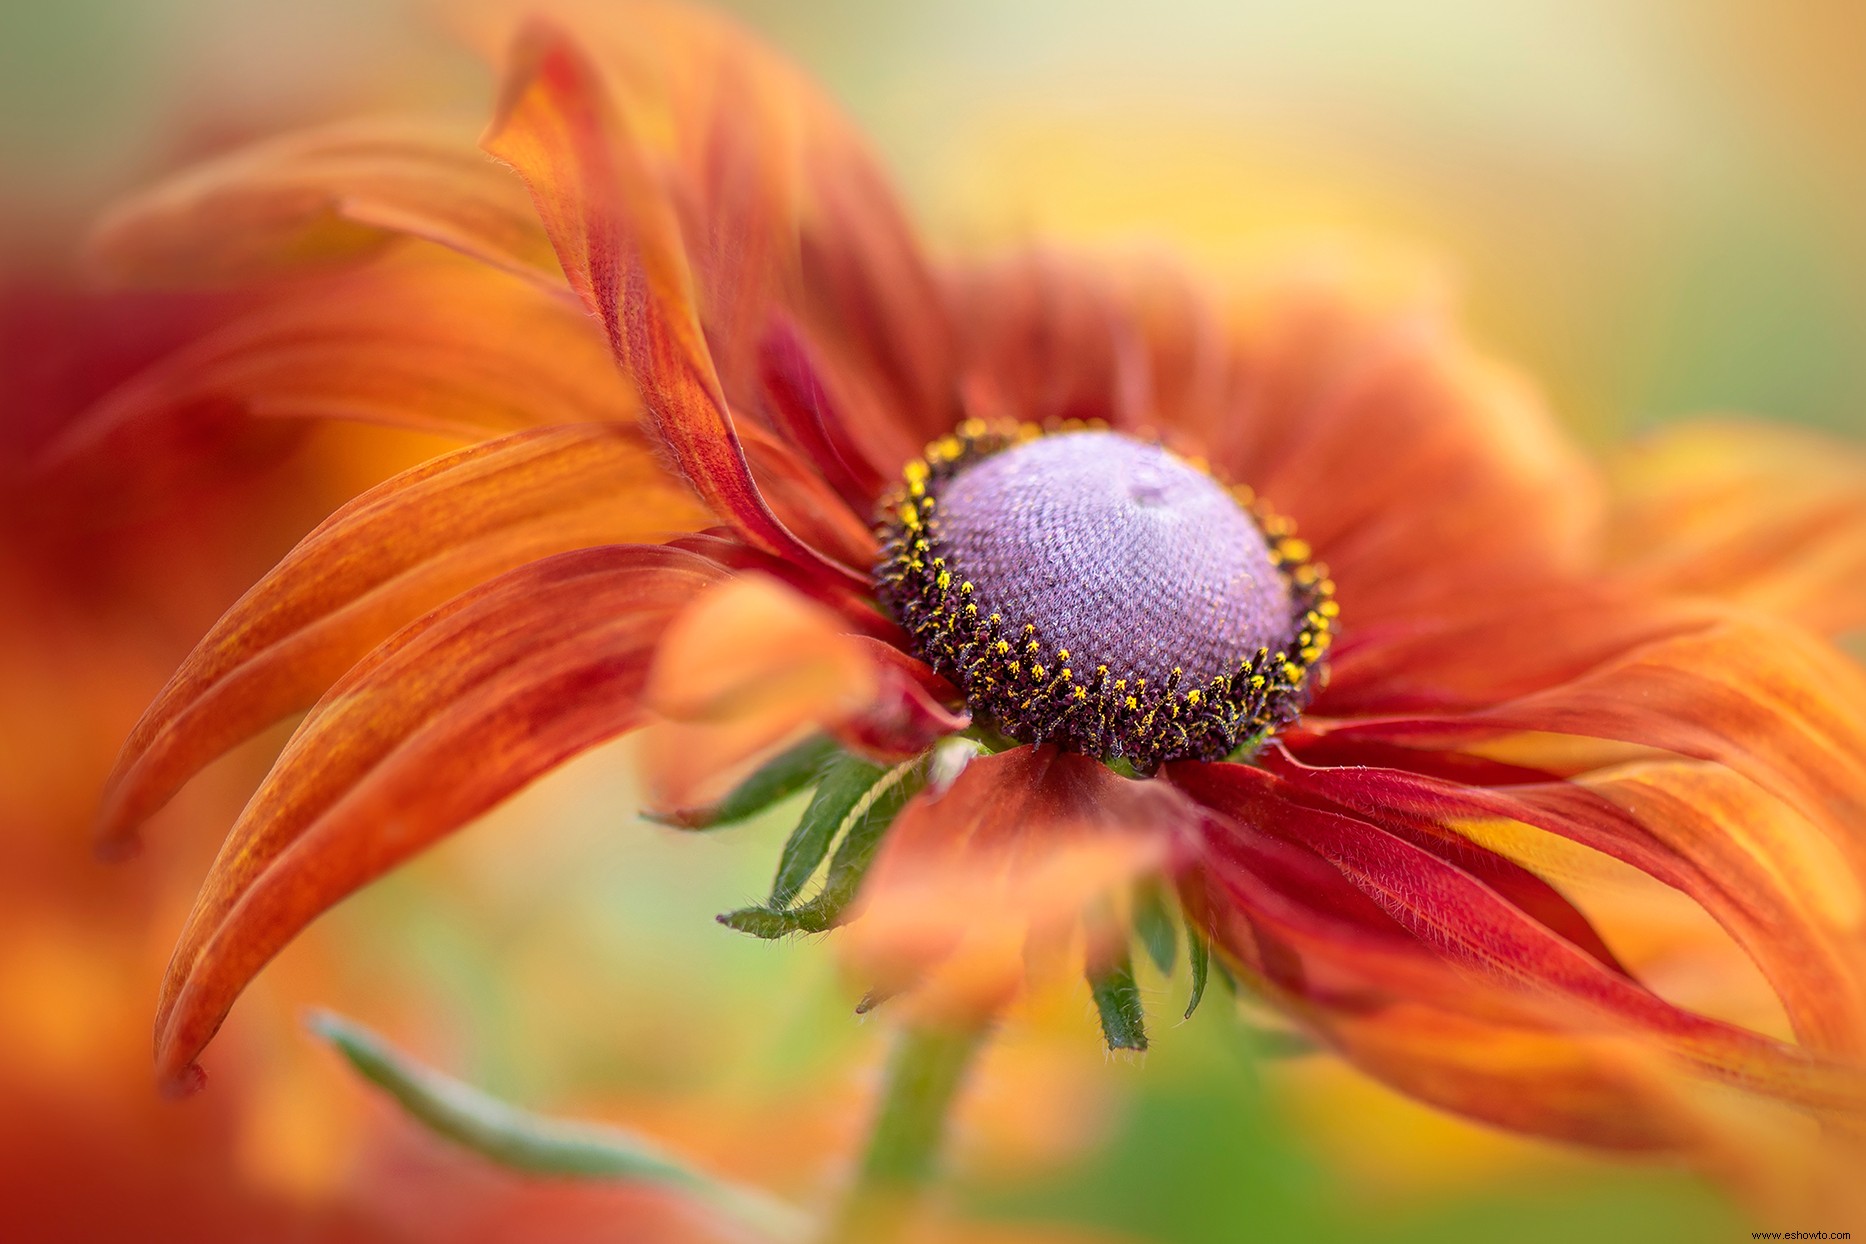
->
(2, 1, 1863, 1241)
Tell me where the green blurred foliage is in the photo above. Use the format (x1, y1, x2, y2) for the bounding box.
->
(966, 1023, 1735, 1244)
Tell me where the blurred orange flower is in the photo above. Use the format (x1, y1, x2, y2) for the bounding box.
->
(74, 0, 1866, 1206)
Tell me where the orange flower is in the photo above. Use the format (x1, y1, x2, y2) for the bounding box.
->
(83, 0, 1866, 1185)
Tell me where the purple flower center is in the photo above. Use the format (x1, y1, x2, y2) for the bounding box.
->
(934, 431, 1293, 685)
(875, 423, 1334, 771)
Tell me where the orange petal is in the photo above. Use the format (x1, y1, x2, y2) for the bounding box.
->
(1524, 765, 1866, 1057)
(57, 249, 637, 459)
(1345, 613, 1866, 874)
(1607, 419, 1866, 636)
(97, 425, 707, 853)
(89, 119, 561, 289)
(1315, 611, 1866, 1069)
(464, 0, 956, 443)
(1213, 273, 1602, 625)
(482, 21, 865, 588)
(153, 544, 725, 1091)
(1287, 998, 1710, 1152)
(640, 573, 876, 809)
(1314, 583, 1702, 717)
(638, 575, 964, 811)
(948, 250, 1225, 437)
(841, 747, 1191, 1024)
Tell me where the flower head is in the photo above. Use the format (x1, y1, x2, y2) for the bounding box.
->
(81, 0, 1866, 1188)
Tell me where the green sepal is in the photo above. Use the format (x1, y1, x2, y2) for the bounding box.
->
(1087, 953, 1149, 1052)
(720, 755, 926, 939)
(768, 753, 887, 907)
(305, 1011, 806, 1240)
(1185, 917, 1211, 1020)
(1131, 880, 1178, 976)
(644, 734, 839, 830)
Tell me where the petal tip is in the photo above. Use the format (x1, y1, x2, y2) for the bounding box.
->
(158, 1060, 208, 1101)
(92, 826, 143, 864)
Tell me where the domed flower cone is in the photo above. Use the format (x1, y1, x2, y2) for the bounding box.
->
(81, 0, 1866, 1213)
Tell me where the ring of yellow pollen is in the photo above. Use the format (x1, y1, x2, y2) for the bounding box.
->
(875, 421, 1336, 774)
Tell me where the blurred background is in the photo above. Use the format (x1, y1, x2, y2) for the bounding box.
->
(2, 1, 1863, 1240)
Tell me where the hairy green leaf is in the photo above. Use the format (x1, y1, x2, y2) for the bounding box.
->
(721, 754, 926, 939)
(769, 753, 886, 906)
(1088, 954, 1148, 1052)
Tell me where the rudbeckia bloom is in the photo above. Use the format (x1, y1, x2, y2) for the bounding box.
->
(85, 0, 1866, 1199)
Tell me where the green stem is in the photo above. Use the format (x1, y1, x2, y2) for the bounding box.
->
(820, 1024, 987, 1244)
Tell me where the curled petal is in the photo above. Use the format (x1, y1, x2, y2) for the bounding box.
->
(1264, 750, 1866, 1061)
(638, 576, 963, 813)
(1608, 419, 1866, 636)
(1175, 763, 1866, 1144)
(841, 746, 1192, 1023)
(645, 573, 877, 727)
(833, 639, 969, 763)
(97, 425, 706, 852)
(89, 120, 560, 289)
(481, 20, 865, 587)
(153, 544, 725, 1091)
(57, 250, 637, 458)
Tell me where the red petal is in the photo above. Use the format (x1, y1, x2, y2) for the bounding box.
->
(1607, 419, 1866, 636)
(97, 425, 706, 852)
(756, 317, 908, 512)
(831, 639, 969, 763)
(1275, 750, 1866, 1062)
(736, 420, 879, 574)
(152, 544, 725, 1090)
(1177, 763, 1866, 1141)
(481, 22, 867, 588)
(1253, 750, 1629, 975)
(948, 251, 1137, 429)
